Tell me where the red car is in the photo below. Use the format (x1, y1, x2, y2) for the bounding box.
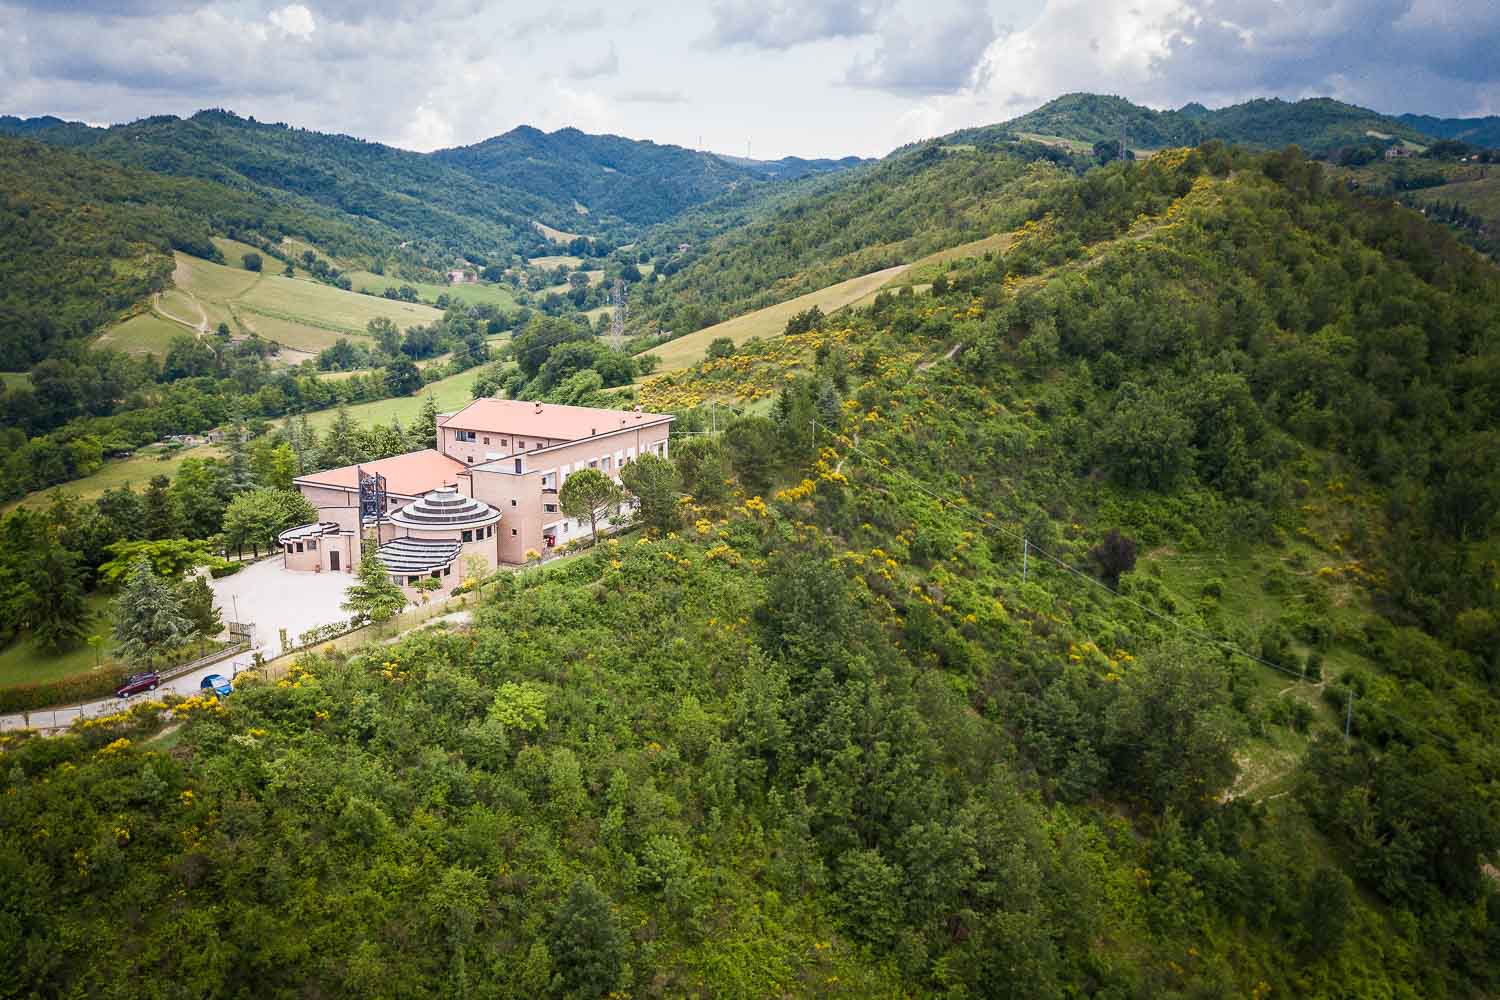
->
(115, 671, 160, 698)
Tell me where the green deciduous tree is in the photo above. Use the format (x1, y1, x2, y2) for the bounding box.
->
(221, 488, 317, 558)
(559, 467, 622, 545)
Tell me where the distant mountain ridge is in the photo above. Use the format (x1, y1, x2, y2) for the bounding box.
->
(0, 111, 867, 260)
(962, 92, 1450, 154)
(1397, 113, 1500, 148)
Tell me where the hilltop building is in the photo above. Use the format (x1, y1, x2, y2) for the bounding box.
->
(279, 398, 672, 592)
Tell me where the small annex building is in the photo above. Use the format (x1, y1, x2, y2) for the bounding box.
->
(278, 397, 673, 593)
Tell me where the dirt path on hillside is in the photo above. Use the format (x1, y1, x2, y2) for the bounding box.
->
(151, 291, 209, 335)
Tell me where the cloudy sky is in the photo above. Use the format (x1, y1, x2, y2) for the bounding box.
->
(1, 0, 1496, 158)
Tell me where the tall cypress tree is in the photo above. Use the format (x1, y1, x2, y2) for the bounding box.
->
(141, 475, 181, 540)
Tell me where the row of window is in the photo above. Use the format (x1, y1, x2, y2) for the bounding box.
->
(455, 429, 537, 449)
(460, 524, 496, 543)
(396, 565, 453, 586)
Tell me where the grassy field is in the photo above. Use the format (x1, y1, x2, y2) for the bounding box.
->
(94, 312, 189, 356)
(101, 252, 445, 357)
(301, 367, 487, 432)
(1427, 174, 1500, 220)
(0, 372, 28, 390)
(212, 236, 272, 267)
(528, 254, 584, 269)
(642, 265, 910, 372)
(345, 271, 517, 309)
(533, 221, 582, 244)
(0, 594, 118, 687)
(6, 443, 224, 512)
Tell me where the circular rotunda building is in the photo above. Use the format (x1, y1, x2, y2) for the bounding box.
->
(376, 486, 501, 592)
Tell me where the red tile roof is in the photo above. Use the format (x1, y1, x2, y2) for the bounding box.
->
(294, 449, 467, 497)
(442, 398, 672, 442)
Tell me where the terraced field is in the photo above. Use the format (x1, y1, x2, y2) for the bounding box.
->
(99, 253, 444, 357)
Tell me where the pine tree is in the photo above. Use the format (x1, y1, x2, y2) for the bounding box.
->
(112, 557, 193, 665)
(342, 541, 407, 626)
(318, 405, 363, 469)
(413, 393, 440, 451)
(141, 475, 181, 540)
(550, 878, 627, 998)
(224, 420, 257, 495)
(174, 575, 224, 639)
(26, 544, 91, 651)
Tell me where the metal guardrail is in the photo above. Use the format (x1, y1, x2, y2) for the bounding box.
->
(158, 639, 250, 683)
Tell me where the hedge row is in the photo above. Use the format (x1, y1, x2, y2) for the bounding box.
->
(0, 667, 129, 715)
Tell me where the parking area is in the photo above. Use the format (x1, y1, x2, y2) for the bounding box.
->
(210, 557, 354, 657)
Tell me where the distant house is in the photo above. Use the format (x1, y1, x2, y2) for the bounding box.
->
(1384, 146, 1414, 160)
(447, 269, 465, 284)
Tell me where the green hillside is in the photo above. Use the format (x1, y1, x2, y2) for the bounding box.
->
(630, 139, 1079, 338)
(977, 92, 1435, 155)
(1398, 112, 1500, 148)
(5, 142, 1499, 997)
(0, 136, 379, 368)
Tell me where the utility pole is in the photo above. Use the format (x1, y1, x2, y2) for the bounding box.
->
(1345, 689, 1354, 739)
(610, 277, 626, 350)
(1022, 537, 1029, 582)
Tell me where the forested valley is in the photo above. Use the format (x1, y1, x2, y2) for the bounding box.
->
(5, 139, 1500, 999)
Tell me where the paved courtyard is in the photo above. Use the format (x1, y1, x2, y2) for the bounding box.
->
(210, 557, 353, 657)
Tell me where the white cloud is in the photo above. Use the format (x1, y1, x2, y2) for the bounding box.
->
(845, 3, 998, 96)
(568, 42, 619, 80)
(704, 0, 891, 49)
(268, 3, 315, 40)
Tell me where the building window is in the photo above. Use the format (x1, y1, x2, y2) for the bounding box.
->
(431, 569, 442, 579)
(511, 528, 518, 536)
(602, 456, 611, 471)
(308, 540, 317, 550)
(486, 525, 494, 537)
(466, 456, 474, 464)
(518, 440, 526, 448)
(295, 542, 303, 552)
(456, 430, 476, 442)
(589, 460, 598, 468)
(483, 436, 490, 445)
(500, 439, 508, 448)
(510, 499, 517, 507)
(544, 503, 557, 513)
(443, 566, 451, 576)
(462, 529, 473, 542)
(407, 575, 420, 586)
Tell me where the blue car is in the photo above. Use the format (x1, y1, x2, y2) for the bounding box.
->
(200, 673, 233, 699)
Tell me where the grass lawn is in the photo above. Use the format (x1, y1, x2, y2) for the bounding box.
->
(0, 594, 117, 687)
(643, 265, 909, 372)
(6, 443, 224, 511)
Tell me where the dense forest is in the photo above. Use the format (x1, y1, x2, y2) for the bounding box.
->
(4, 141, 1498, 997)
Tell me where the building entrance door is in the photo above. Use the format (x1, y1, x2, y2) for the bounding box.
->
(330, 551, 340, 572)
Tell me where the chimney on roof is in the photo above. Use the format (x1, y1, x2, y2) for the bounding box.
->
(534, 402, 543, 414)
